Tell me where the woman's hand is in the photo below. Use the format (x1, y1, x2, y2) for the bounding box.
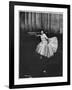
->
(35, 34, 41, 37)
(47, 38, 49, 44)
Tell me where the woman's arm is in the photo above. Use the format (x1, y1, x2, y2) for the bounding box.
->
(44, 34, 48, 40)
(44, 34, 49, 43)
(35, 34, 41, 37)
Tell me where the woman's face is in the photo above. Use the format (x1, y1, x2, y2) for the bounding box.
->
(41, 31, 44, 34)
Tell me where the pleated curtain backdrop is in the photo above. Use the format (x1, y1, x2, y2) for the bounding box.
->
(20, 12, 63, 34)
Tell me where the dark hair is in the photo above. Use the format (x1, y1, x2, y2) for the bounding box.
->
(40, 30, 44, 32)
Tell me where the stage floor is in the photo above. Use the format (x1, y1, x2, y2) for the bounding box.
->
(19, 32, 63, 78)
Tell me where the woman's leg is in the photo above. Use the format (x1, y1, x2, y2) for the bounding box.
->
(42, 59, 47, 73)
(40, 55, 42, 59)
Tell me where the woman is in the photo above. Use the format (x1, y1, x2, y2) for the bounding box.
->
(36, 30, 58, 73)
(36, 30, 58, 59)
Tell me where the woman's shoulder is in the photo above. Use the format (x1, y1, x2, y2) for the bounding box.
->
(43, 33, 46, 36)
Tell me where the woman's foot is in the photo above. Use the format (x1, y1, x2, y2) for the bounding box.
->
(43, 70, 47, 73)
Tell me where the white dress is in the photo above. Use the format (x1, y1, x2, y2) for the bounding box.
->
(36, 33, 58, 58)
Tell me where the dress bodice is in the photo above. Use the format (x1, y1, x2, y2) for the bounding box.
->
(41, 34, 48, 41)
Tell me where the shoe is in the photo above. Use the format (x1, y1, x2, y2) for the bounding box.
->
(43, 70, 47, 73)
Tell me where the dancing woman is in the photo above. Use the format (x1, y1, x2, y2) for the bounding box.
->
(35, 30, 58, 73)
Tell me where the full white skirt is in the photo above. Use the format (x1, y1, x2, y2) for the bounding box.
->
(36, 37, 58, 58)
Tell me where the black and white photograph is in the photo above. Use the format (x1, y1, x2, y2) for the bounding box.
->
(9, 1, 70, 88)
(19, 11, 63, 78)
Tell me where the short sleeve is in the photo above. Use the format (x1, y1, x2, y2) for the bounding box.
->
(43, 34, 48, 39)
